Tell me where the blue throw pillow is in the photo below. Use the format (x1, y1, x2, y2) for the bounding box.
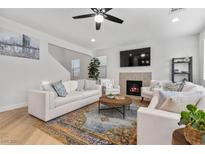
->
(51, 80, 67, 97)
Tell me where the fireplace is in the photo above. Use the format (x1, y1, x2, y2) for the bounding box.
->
(126, 80, 142, 96)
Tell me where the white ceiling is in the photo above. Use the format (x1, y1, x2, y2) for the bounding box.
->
(0, 8, 205, 51)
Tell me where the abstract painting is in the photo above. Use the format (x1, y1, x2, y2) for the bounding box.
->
(0, 27, 40, 60)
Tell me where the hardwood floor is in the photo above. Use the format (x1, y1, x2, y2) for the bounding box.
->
(0, 107, 62, 145)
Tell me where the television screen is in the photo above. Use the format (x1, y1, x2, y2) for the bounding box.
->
(120, 47, 151, 67)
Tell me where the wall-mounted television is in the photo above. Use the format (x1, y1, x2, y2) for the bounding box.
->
(120, 47, 151, 67)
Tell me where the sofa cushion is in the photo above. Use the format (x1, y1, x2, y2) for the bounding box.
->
(81, 90, 100, 98)
(62, 81, 71, 93)
(54, 92, 84, 107)
(192, 84, 205, 92)
(182, 82, 195, 92)
(51, 80, 68, 97)
(68, 80, 78, 91)
(77, 80, 85, 91)
(85, 80, 97, 90)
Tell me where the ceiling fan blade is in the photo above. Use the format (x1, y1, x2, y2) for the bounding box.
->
(104, 14, 123, 24)
(100, 8, 112, 13)
(72, 14, 95, 19)
(96, 22, 101, 30)
(91, 8, 99, 13)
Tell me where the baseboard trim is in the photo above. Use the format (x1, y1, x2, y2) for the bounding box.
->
(0, 102, 27, 113)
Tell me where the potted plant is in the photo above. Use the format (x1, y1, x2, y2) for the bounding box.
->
(178, 104, 205, 144)
(88, 57, 100, 80)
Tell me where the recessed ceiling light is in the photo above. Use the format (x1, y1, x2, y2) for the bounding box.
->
(172, 17, 179, 23)
(91, 38, 95, 42)
(94, 14, 104, 23)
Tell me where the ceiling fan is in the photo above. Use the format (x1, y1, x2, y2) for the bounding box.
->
(72, 8, 124, 30)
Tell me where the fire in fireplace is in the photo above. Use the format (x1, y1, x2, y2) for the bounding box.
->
(126, 80, 142, 96)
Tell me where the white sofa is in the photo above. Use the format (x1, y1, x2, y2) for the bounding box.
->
(28, 80, 101, 121)
(100, 79, 120, 95)
(137, 82, 205, 145)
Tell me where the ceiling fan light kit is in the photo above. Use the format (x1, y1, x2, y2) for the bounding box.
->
(72, 8, 124, 30)
(94, 14, 104, 23)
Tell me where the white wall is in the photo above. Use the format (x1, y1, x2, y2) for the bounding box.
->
(199, 29, 205, 86)
(49, 44, 91, 79)
(0, 16, 92, 111)
(93, 35, 200, 85)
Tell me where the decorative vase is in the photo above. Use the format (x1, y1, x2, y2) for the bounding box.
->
(184, 124, 205, 145)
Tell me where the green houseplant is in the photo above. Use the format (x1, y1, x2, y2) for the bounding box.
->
(178, 104, 205, 144)
(88, 57, 100, 80)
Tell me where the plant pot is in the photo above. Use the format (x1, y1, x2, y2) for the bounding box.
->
(184, 124, 205, 145)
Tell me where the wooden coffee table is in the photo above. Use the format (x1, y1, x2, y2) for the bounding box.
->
(98, 96, 132, 119)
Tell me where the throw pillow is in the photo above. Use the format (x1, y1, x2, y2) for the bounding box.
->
(77, 80, 85, 91)
(163, 82, 184, 92)
(177, 81, 185, 92)
(163, 82, 177, 91)
(157, 91, 203, 113)
(51, 80, 68, 97)
(174, 81, 185, 92)
(85, 80, 97, 90)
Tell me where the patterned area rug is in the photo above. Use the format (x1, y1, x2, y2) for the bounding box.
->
(36, 99, 149, 145)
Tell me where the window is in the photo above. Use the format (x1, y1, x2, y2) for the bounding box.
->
(96, 56, 107, 78)
(71, 59, 80, 80)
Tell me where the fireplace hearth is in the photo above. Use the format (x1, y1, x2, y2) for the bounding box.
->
(126, 80, 142, 96)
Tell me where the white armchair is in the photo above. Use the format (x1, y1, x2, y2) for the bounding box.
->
(100, 79, 120, 95)
(137, 92, 181, 145)
(137, 107, 180, 145)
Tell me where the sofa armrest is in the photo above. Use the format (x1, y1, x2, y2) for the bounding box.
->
(28, 90, 55, 121)
(137, 107, 181, 145)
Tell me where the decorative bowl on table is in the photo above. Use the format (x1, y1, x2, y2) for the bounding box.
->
(106, 93, 115, 99)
